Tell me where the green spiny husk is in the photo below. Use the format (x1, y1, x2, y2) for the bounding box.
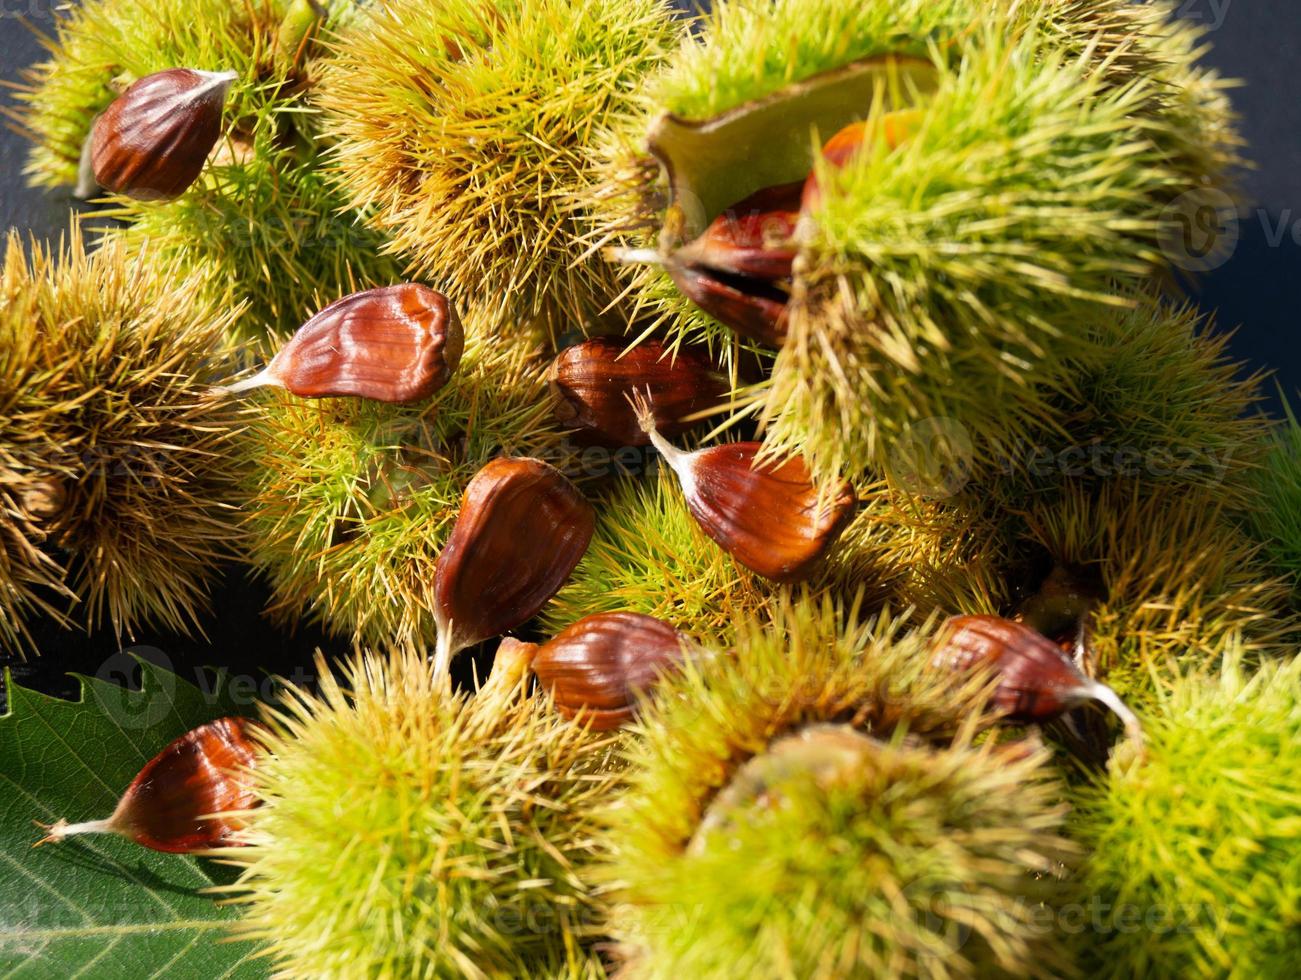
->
(828, 483, 1010, 620)
(1064, 650, 1301, 978)
(1020, 483, 1296, 696)
(603, 594, 1078, 979)
(765, 18, 1239, 485)
(315, 0, 685, 337)
(976, 296, 1270, 511)
(229, 648, 625, 978)
(237, 314, 564, 650)
(592, 0, 1243, 485)
(831, 294, 1292, 692)
(541, 463, 776, 644)
(0, 226, 245, 651)
(10, 0, 400, 344)
(107, 141, 402, 346)
(539, 464, 995, 646)
(11, 0, 321, 189)
(1244, 404, 1301, 596)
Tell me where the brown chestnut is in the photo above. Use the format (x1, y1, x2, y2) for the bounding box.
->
(532, 612, 688, 729)
(549, 337, 725, 446)
(91, 68, 235, 201)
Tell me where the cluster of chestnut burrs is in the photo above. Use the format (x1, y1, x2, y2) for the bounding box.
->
(35, 596, 1140, 855)
(42, 64, 1142, 855)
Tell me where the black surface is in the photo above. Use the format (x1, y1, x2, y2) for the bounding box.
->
(1, 0, 1298, 700)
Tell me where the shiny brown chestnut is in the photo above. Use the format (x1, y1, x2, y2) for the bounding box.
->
(933, 615, 1142, 746)
(633, 394, 856, 583)
(432, 457, 595, 681)
(549, 337, 726, 446)
(219, 284, 463, 403)
(90, 68, 236, 201)
(665, 182, 802, 346)
(668, 266, 791, 347)
(36, 716, 263, 853)
(532, 612, 688, 729)
(674, 182, 802, 281)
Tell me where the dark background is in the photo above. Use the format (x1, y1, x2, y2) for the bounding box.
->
(1, 0, 1297, 703)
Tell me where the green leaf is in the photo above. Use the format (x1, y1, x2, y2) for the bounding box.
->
(0, 654, 268, 978)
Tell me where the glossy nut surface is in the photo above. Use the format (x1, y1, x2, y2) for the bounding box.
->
(676, 182, 802, 281)
(122, 716, 261, 852)
(39, 716, 265, 854)
(433, 457, 595, 654)
(668, 266, 790, 347)
(669, 182, 802, 347)
(677, 442, 856, 583)
(91, 68, 235, 201)
(257, 284, 463, 402)
(550, 337, 725, 446)
(532, 611, 686, 729)
(933, 615, 1090, 722)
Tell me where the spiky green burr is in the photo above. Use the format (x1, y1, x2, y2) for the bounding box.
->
(603, 595, 1077, 978)
(595, 0, 1243, 486)
(847, 296, 1293, 693)
(12, 0, 400, 344)
(314, 0, 684, 337)
(0, 228, 244, 651)
(1245, 405, 1301, 596)
(108, 143, 401, 345)
(1065, 651, 1301, 978)
(230, 648, 624, 978)
(1020, 483, 1294, 696)
(983, 297, 1270, 510)
(237, 317, 564, 650)
(994, 299, 1287, 688)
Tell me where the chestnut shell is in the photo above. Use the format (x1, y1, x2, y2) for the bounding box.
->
(532, 611, 687, 729)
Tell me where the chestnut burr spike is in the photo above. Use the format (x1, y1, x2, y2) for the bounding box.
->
(800, 110, 922, 212)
